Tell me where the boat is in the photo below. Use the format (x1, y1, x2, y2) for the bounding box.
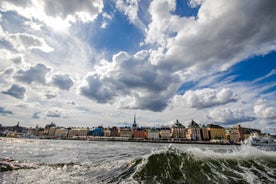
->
(244, 132, 276, 146)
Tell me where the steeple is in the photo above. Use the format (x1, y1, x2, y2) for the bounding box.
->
(132, 113, 137, 130)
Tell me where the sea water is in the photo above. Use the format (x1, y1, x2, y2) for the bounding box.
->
(0, 137, 275, 184)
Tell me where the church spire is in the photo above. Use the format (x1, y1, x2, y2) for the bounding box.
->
(132, 113, 137, 130)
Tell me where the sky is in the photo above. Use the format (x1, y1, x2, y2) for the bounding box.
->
(0, 0, 276, 133)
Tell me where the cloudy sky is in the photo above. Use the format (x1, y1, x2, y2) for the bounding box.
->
(0, 0, 276, 132)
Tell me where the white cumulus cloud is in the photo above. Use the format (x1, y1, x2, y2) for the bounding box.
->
(181, 88, 238, 109)
(254, 99, 276, 120)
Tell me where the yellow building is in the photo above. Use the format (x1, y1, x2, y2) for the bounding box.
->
(207, 124, 226, 140)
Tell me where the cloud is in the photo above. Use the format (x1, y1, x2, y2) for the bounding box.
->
(145, 0, 177, 47)
(2, 84, 26, 99)
(181, 88, 238, 109)
(1, 0, 104, 30)
(51, 73, 74, 90)
(207, 108, 256, 125)
(43, 0, 104, 23)
(146, 0, 276, 72)
(14, 63, 51, 84)
(79, 51, 180, 111)
(254, 99, 276, 120)
(3, 68, 14, 76)
(116, 0, 138, 23)
(45, 91, 58, 99)
(46, 110, 61, 118)
(66, 101, 76, 105)
(0, 29, 53, 52)
(0, 106, 13, 116)
(32, 112, 41, 119)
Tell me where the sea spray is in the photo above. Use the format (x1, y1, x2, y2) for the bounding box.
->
(131, 145, 276, 184)
(1, 138, 275, 184)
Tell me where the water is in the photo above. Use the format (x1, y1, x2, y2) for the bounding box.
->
(0, 138, 276, 184)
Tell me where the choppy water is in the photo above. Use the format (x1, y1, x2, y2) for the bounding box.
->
(0, 138, 276, 184)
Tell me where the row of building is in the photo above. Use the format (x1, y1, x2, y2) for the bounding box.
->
(26, 118, 261, 143)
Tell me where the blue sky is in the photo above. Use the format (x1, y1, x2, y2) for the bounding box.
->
(0, 0, 276, 133)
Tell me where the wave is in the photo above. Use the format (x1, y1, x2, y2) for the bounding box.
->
(1, 145, 276, 184)
(121, 145, 276, 184)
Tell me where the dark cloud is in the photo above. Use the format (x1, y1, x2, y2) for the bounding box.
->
(46, 110, 61, 118)
(14, 63, 51, 84)
(3, 68, 14, 75)
(52, 73, 74, 90)
(11, 55, 23, 64)
(80, 52, 179, 111)
(45, 92, 58, 99)
(80, 74, 117, 103)
(0, 106, 13, 116)
(2, 84, 26, 99)
(66, 101, 76, 105)
(32, 112, 41, 119)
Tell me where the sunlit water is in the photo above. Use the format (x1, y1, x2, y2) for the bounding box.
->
(1, 137, 276, 184)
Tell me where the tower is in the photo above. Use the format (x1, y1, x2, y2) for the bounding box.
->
(132, 113, 137, 130)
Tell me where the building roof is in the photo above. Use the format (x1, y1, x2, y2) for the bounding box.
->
(172, 120, 185, 128)
(207, 124, 224, 129)
(188, 120, 199, 128)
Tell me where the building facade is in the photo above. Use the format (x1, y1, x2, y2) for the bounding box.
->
(186, 120, 202, 141)
(171, 120, 185, 139)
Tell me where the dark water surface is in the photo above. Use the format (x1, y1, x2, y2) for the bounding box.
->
(1, 138, 276, 183)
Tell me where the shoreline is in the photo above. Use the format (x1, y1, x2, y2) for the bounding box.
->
(5, 136, 240, 146)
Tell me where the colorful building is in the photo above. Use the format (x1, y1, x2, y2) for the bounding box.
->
(160, 126, 171, 139)
(186, 120, 202, 141)
(207, 124, 226, 141)
(132, 128, 146, 139)
(110, 127, 119, 137)
(88, 127, 103, 137)
(119, 127, 132, 138)
(171, 120, 185, 139)
(147, 128, 160, 140)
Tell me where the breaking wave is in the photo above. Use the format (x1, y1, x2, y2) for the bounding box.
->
(128, 145, 276, 184)
(1, 144, 276, 184)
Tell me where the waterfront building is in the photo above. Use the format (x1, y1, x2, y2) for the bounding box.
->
(225, 128, 240, 143)
(48, 127, 57, 138)
(68, 128, 79, 139)
(88, 127, 103, 137)
(104, 128, 111, 137)
(44, 122, 56, 135)
(78, 128, 88, 139)
(207, 124, 226, 141)
(160, 126, 171, 139)
(227, 125, 261, 142)
(110, 127, 119, 137)
(132, 128, 147, 139)
(119, 127, 132, 138)
(186, 120, 202, 141)
(200, 126, 210, 141)
(171, 120, 185, 139)
(147, 128, 160, 140)
(54, 128, 68, 139)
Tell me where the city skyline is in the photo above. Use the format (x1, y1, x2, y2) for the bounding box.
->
(0, 0, 276, 132)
